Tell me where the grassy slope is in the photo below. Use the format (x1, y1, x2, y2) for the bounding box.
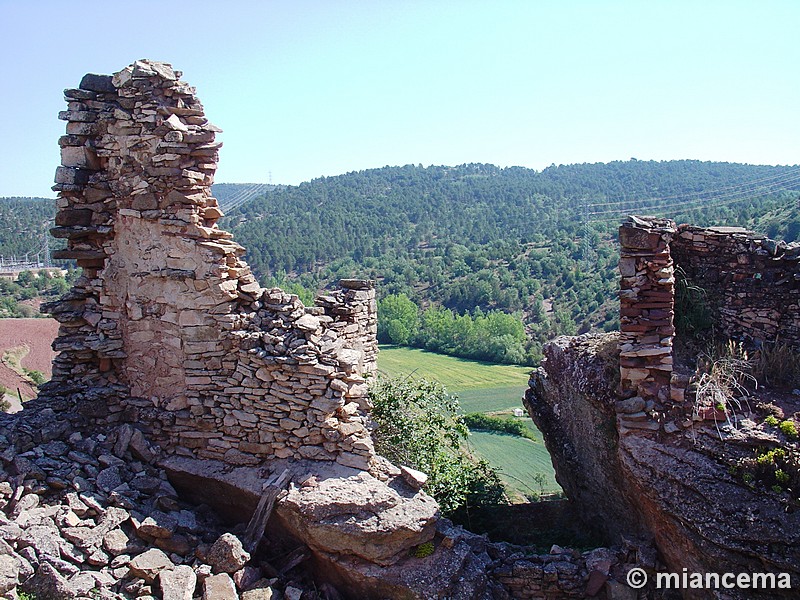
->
(467, 431, 560, 494)
(377, 345, 559, 500)
(377, 345, 531, 392)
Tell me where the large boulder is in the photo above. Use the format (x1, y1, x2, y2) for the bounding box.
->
(278, 467, 438, 566)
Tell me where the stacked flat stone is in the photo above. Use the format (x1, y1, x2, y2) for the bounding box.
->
(316, 279, 379, 376)
(42, 60, 378, 472)
(617, 216, 677, 432)
(492, 546, 622, 600)
(672, 224, 800, 348)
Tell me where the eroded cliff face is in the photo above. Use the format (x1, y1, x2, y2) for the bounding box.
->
(526, 332, 800, 598)
(524, 333, 650, 542)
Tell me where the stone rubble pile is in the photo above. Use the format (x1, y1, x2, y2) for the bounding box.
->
(0, 422, 313, 600)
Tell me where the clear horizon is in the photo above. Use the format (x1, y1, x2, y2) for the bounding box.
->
(1, 0, 798, 198)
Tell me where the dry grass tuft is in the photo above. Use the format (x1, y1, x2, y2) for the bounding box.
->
(693, 340, 755, 435)
(750, 342, 800, 389)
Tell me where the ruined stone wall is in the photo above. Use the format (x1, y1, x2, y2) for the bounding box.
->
(617, 215, 800, 434)
(43, 60, 378, 471)
(617, 216, 677, 432)
(672, 224, 800, 348)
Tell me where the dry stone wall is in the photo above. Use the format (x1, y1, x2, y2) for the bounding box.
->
(617, 215, 800, 434)
(617, 217, 677, 432)
(42, 60, 378, 471)
(672, 224, 800, 348)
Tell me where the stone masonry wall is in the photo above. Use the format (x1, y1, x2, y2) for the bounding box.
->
(618, 215, 800, 436)
(42, 60, 378, 471)
(617, 216, 677, 432)
(672, 224, 800, 348)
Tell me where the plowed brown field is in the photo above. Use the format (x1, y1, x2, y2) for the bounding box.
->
(0, 317, 59, 404)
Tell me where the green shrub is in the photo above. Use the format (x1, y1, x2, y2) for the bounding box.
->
(779, 420, 798, 439)
(463, 413, 531, 439)
(764, 415, 779, 427)
(740, 446, 800, 502)
(24, 369, 46, 386)
(369, 376, 506, 515)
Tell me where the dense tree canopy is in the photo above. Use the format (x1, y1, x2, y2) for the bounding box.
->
(223, 160, 800, 361)
(2, 160, 797, 363)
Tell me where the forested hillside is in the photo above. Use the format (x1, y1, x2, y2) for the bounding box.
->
(0, 197, 57, 257)
(2, 160, 798, 363)
(223, 160, 800, 362)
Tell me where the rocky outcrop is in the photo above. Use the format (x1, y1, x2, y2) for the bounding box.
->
(524, 334, 650, 542)
(526, 332, 800, 598)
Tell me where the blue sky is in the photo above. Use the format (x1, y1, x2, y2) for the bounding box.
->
(0, 0, 797, 197)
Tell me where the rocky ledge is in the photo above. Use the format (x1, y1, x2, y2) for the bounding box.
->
(525, 333, 800, 598)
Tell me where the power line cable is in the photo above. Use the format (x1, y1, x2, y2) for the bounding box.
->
(587, 173, 800, 221)
(586, 165, 800, 211)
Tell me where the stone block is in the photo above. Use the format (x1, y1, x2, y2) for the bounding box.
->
(128, 548, 173, 583)
(61, 145, 101, 170)
(54, 166, 90, 186)
(159, 564, 197, 600)
(80, 73, 115, 92)
(204, 573, 238, 600)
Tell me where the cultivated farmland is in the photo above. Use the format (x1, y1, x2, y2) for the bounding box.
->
(377, 345, 559, 500)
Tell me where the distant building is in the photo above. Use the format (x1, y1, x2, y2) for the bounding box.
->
(513, 408, 525, 417)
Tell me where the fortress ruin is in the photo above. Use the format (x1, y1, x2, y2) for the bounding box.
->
(1, 59, 797, 600)
(46, 60, 378, 470)
(617, 215, 800, 433)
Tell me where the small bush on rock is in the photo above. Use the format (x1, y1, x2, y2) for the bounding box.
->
(779, 420, 798, 439)
(739, 446, 800, 503)
(369, 376, 506, 514)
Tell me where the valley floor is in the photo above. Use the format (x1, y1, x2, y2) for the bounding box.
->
(377, 345, 560, 499)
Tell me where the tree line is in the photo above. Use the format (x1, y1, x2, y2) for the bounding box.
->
(378, 293, 535, 364)
(224, 160, 799, 359)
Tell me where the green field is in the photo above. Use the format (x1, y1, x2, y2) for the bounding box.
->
(467, 431, 560, 496)
(458, 386, 526, 414)
(377, 345, 532, 392)
(377, 345, 559, 501)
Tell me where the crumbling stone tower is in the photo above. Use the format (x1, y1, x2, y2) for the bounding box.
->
(44, 60, 379, 471)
